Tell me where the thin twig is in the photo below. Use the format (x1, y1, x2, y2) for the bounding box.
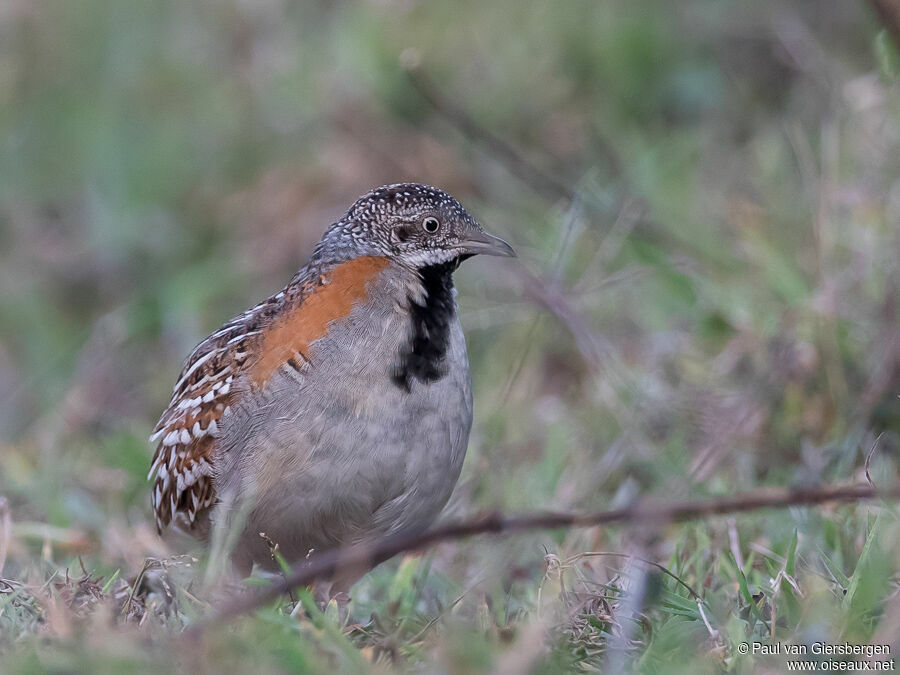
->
(403, 61, 576, 204)
(408, 577, 484, 644)
(516, 266, 616, 371)
(185, 482, 900, 636)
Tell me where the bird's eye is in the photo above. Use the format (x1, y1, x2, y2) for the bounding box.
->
(422, 217, 440, 233)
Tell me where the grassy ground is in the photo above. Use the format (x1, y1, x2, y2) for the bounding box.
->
(1, 1, 899, 672)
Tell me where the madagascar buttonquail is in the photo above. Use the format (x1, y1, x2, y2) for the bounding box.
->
(149, 183, 515, 593)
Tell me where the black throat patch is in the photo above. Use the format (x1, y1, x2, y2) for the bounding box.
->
(392, 260, 459, 391)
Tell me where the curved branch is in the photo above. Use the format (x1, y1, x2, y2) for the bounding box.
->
(186, 482, 900, 636)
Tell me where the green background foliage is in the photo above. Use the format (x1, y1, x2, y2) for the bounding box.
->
(1, 0, 898, 672)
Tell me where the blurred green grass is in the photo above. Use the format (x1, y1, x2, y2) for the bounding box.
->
(1, 0, 899, 672)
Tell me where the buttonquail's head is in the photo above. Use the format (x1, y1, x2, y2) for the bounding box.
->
(312, 183, 515, 269)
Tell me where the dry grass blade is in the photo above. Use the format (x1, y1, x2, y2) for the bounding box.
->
(865, 432, 885, 489)
(0, 497, 10, 577)
(566, 551, 705, 603)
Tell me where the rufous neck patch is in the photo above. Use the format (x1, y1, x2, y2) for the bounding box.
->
(250, 256, 391, 386)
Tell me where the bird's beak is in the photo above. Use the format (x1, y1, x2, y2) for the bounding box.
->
(458, 230, 517, 258)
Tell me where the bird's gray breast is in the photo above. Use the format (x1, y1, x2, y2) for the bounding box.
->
(215, 264, 473, 565)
